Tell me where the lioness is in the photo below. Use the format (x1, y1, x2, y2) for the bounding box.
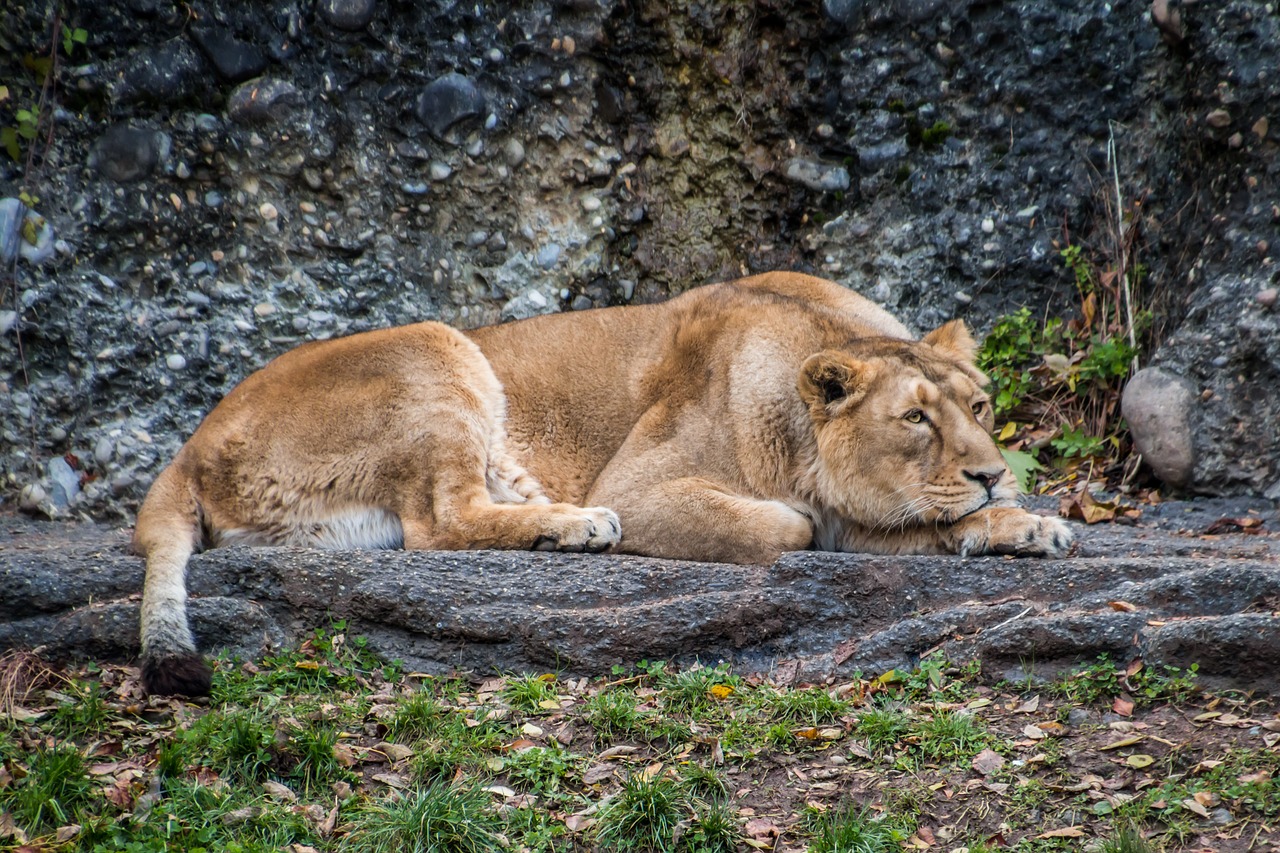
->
(135, 272, 1072, 696)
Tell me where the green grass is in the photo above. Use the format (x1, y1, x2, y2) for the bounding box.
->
(50, 679, 111, 737)
(758, 685, 849, 726)
(805, 803, 910, 853)
(683, 797, 742, 853)
(1, 638, 1256, 853)
(6, 742, 95, 831)
(657, 663, 740, 715)
(595, 773, 687, 852)
(387, 691, 449, 742)
(1101, 825, 1157, 853)
(501, 673, 559, 713)
(288, 722, 349, 794)
(911, 709, 990, 762)
(503, 744, 575, 797)
(583, 687, 646, 741)
(181, 705, 278, 784)
(342, 782, 504, 853)
(855, 705, 912, 753)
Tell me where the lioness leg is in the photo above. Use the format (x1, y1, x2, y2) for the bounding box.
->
(397, 398, 619, 553)
(594, 476, 812, 564)
(941, 506, 1073, 558)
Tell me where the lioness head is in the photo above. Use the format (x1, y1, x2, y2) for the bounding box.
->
(797, 320, 1018, 530)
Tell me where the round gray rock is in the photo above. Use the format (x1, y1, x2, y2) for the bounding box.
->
(1122, 367, 1197, 489)
(319, 0, 378, 30)
(88, 125, 171, 183)
(415, 73, 486, 140)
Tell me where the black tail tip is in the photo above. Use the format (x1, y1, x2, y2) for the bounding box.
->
(141, 653, 213, 698)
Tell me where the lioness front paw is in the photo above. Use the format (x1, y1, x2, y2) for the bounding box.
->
(950, 508, 1074, 558)
(532, 506, 622, 553)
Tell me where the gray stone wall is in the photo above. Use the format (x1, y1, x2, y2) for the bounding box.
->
(1, 0, 1277, 516)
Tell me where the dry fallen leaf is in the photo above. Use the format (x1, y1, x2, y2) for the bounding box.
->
(1112, 696, 1135, 717)
(1038, 826, 1086, 839)
(971, 749, 1005, 776)
(1014, 695, 1040, 713)
(1126, 754, 1154, 769)
(1181, 797, 1211, 819)
(1099, 736, 1144, 751)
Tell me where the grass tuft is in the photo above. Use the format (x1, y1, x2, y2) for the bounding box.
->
(342, 782, 504, 853)
(595, 773, 687, 852)
(501, 674, 558, 713)
(9, 743, 95, 831)
(806, 803, 909, 853)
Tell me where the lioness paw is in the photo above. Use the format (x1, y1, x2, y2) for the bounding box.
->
(951, 508, 1074, 558)
(532, 506, 621, 553)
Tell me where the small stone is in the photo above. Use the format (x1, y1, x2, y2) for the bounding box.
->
(1253, 116, 1269, 139)
(1256, 288, 1277, 308)
(1206, 108, 1231, 128)
(528, 290, 548, 308)
(254, 302, 276, 317)
(401, 181, 429, 194)
(465, 230, 488, 247)
(89, 125, 171, 183)
(318, 0, 378, 30)
(429, 162, 452, 181)
(187, 260, 208, 275)
(415, 73, 485, 140)
(581, 196, 601, 212)
(166, 354, 188, 371)
(47, 457, 80, 509)
(816, 123, 834, 139)
(259, 202, 279, 221)
(571, 294, 593, 311)
(1228, 132, 1243, 148)
(536, 244, 561, 269)
(189, 25, 268, 83)
(858, 138, 907, 169)
(19, 482, 47, 512)
(504, 139, 526, 167)
(175, 161, 191, 179)
(783, 158, 850, 192)
(94, 436, 114, 466)
(982, 217, 995, 233)
(114, 40, 208, 105)
(227, 77, 301, 124)
(204, 190, 223, 207)
(954, 291, 972, 304)
(0, 198, 55, 265)
(1121, 367, 1197, 489)
(822, 0, 865, 25)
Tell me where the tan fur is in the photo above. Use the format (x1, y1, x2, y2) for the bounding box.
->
(134, 272, 1072, 695)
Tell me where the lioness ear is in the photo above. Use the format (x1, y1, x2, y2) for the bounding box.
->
(923, 319, 978, 363)
(798, 352, 875, 416)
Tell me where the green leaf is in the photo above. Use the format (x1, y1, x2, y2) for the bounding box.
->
(0, 127, 19, 161)
(74, 28, 89, 44)
(1000, 448, 1043, 494)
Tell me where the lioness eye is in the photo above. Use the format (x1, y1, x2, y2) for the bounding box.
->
(904, 410, 925, 424)
(972, 401, 987, 416)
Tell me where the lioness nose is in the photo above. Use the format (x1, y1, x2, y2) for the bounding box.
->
(964, 469, 1002, 495)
